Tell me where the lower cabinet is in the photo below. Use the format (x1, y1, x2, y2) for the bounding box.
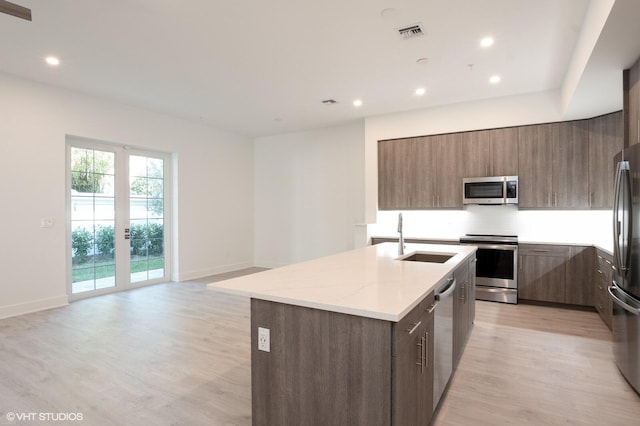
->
(250, 256, 477, 426)
(453, 258, 473, 368)
(392, 293, 435, 425)
(595, 249, 614, 329)
(518, 244, 569, 303)
(518, 244, 594, 306)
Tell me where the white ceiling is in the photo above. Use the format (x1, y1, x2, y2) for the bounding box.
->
(1, 0, 639, 137)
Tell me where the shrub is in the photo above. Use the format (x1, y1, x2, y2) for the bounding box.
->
(72, 227, 93, 264)
(95, 225, 115, 258)
(147, 223, 164, 256)
(129, 223, 147, 256)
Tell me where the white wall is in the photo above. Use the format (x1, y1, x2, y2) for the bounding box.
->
(363, 90, 614, 249)
(254, 122, 365, 267)
(0, 74, 254, 319)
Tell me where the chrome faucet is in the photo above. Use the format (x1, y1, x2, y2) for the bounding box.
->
(398, 212, 405, 255)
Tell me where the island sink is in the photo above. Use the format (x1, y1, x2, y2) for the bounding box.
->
(398, 251, 455, 263)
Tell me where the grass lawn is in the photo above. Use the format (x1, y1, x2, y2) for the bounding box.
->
(72, 256, 164, 282)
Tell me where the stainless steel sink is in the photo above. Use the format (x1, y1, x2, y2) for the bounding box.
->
(398, 252, 454, 263)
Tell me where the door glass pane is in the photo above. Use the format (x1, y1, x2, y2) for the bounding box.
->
(70, 147, 116, 293)
(129, 155, 165, 283)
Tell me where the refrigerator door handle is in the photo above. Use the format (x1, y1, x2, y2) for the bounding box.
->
(613, 161, 631, 277)
(609, 282, 640, 316)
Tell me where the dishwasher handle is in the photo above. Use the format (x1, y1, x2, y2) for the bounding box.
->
(435, 278, 456, 301)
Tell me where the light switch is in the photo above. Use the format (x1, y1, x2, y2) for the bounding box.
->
(40, 218, 54, 228)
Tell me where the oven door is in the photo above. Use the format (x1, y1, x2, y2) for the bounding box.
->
(473, 243, 518, 289)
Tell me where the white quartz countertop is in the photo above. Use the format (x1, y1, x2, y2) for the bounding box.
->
(207, 242, 476, 322)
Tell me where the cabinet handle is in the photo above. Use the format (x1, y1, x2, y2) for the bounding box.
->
(424, 331, 429, 368)
(532, 249, 550, 252)
(416, 334, 426, 373)
(553, 192, 557, 206)
(589, 192, 592, 207)
(427, 303, 437, 314)
(407, 321, 422, 335)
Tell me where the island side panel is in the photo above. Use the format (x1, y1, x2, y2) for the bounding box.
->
(251, 298, 392, 426)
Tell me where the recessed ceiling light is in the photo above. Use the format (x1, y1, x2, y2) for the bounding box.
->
(489, 75, 501, 84)
(415, 87, 426, 96)
(353, 99, 363, 107)
(45, 56, 60, 66)
(480, 37, 494, 48)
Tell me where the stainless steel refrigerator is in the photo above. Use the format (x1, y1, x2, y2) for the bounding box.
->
(612, 147, 640, 395)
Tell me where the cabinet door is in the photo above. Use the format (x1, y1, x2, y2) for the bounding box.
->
(565, 246, 594, 306)
(518, 245, 567, 303)
(589, 112, 623, 208)
(595, 250, 614, 329)
(518, 124, 553, 207)
(413, 137, 438, 208)
(393, 296, 435, 425)
(552, 121, 590, 208)
(378, 139, 414, 210)
(453, 262, 470, 367)
(435, 133, 464, 208)
(461, 130, 491, 178)
(489, 127, 519, 176)
(628, 58, 640, 146)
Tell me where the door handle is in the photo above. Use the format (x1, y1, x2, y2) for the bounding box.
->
(124, 228, 131, 240)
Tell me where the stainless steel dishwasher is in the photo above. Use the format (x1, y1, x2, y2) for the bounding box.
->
(433, 276, 456, 410)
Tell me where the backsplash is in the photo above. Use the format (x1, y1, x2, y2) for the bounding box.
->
(370, 205, 612, 250)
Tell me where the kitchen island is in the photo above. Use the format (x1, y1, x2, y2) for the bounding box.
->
(207, 242, 477, 425)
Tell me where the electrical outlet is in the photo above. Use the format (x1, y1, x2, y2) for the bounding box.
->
(258, 327, 270, 352)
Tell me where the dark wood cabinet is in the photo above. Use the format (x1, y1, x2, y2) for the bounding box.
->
(518, 121, 589, 208)
(552, 121, 590, 208)
(589, 111, 624, 208)
(626, 57, 640, 147)
(594, 249, 614, 329)
(379, 114, 620, 210)
(250, 255, 477, 426)
(453, 258, 474, 368)
(393, 293, 435, 425)
(518, 124, 554, 207)
(518, 244, 569, 303)
(378, 134, 462, 210)
(565, 246, 594, 306)
(378, 138, 418, 210)
(519, 244, 594, 307)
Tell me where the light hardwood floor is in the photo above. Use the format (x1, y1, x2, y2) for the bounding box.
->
(1, 271, 638, 425)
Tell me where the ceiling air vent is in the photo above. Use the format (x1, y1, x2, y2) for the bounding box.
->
(397, 24, 423, 39)
(322, 99, 337, 105)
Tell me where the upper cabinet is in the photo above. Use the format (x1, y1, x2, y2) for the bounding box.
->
(589, 112, 624, 208)
(518, 121, 589, 208)
(626, 57, 640, 147)
(378, 113, 622, 211)
(378, 134, 462, 210)
(461, 128, 518, 178)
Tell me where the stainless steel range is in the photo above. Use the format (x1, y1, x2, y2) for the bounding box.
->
(460, 234, 518, 304)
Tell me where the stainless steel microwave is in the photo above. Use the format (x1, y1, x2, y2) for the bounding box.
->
(463, 176, 518, 205)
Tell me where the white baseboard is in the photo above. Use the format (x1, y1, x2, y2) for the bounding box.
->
(0, 295, 69, 320)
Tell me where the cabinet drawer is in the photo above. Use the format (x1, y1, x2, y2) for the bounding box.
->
(393, 292, 435, 356)
(519, 244, 570, 257)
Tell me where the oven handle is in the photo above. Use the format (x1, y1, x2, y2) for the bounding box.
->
(460, 243, 518, 251)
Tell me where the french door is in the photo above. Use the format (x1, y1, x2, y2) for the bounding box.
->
(67, 139, 171, 300)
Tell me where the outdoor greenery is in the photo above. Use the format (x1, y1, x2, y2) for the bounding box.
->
(71, 148, 113, 193)
(72, 223, 164, 263)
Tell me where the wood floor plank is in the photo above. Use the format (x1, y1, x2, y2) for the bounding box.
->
(1, 272, 638, 425)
